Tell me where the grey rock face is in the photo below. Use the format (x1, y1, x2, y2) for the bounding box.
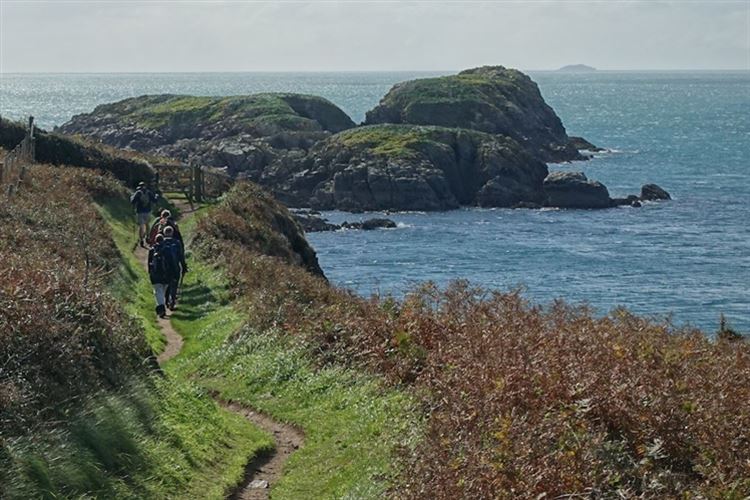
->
(280, 125, 549, 211)
(543, 171, 612, 209)
(640, 183, 671, 201)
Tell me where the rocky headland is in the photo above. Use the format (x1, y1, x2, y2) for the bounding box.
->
(364, 66, 587, 163)
(58, 93, 355, 178)
(271, 124, 549, 211)
(56, 66, 669, 212)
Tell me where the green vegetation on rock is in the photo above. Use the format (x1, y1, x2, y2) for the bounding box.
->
(365, 66, 582, 162)
(74, 93, 355, 133)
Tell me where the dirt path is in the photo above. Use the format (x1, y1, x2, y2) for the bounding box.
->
(137, 200, 303, 499)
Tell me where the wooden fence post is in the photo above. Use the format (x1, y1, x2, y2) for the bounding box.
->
(28, 116, 35, 161)
(193, 164, 203, 202)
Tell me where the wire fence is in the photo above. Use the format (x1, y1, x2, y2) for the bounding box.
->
(0, 117, 36, 196)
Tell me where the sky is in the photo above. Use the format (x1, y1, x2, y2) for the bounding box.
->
(0, 0, 748, 72)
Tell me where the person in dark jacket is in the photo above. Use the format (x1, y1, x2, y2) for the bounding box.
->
(147, 209, 184, 248)
(163, 225, 187, 310)
(147, 234, 179, 318)
(130, 181, 159, 248)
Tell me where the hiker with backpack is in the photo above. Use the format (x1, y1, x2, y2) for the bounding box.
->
(148, 233, 180, 319)
(147, 209, 184, 248)
(162, 225, 188, 310)
(130, 181, 160, 248)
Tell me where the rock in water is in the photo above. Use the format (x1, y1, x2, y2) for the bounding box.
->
(640, 183, 671, 201)
(543, 171, 612, 209)
(364, 66, 591, 162)
(343, 218, 398, 230)
(277, 124, 549, 211)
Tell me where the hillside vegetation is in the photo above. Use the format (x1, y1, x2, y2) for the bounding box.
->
(189, 183, 750, 497)
(0, 118, 158, 186)
(0, 165, 270, 499)
(2, 153, 747, 497)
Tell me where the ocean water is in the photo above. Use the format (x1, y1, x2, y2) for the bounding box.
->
(1, 71, 748, 331)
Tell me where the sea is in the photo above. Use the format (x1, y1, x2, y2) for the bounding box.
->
(1, 71, 748, 332)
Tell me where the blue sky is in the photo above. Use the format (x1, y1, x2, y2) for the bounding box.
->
(1, 1, 748, 72)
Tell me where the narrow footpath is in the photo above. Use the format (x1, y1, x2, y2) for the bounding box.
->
(135, 202, 303, 499)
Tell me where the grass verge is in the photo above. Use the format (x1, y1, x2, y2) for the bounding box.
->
(168, 214, 422, 499)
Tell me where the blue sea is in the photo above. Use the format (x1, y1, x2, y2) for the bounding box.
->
(1, 71, 748, 332)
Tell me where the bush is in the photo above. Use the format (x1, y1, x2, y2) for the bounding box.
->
(0, 166, 152, 434)
(196, 184, 750, 497)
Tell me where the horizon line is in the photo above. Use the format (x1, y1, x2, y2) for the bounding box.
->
(1, 68, 749, 75)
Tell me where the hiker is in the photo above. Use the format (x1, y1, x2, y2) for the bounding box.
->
(162, 225, 188, 310)
(147, 234, 180, 319)
(147, 209, 183, 248)
(130, 181, 159, 248)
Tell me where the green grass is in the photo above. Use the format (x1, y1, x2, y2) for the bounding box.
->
(166, 219, 423, 499)
(99, 197, 165, 352)
(107, 94, 323, 131)
(0, 195, 277, 500)
(2, 378, 272, 500)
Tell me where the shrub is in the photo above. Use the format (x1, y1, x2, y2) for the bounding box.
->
(0, 165, 152, 434)
(196, 183, 750, 497)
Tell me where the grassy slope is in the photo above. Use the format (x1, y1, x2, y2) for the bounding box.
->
(167, 206, 422, 499)
(98, 196, 275, 498)
(2, 169, 272, 499)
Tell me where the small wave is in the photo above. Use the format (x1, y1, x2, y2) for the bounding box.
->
(396, 222, 413, 229)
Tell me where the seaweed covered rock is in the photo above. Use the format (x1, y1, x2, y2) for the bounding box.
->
(57, 93, 356, 178)
(365, 66, 590, 162)
(268, 124, 549, 211)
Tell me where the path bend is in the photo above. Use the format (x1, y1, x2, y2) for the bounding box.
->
(135, 201, 303, 499)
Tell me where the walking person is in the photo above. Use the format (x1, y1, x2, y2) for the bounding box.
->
(130, 181, 159, 248)
(148, 234, 179, 319)
(163, 225, 188, 310)
(147, 209, 183, 248)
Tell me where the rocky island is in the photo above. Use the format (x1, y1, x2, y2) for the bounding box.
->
(557, 64, 597, 72)
(57, 66, 668, 212)
(58, 93, 355, 178)
(365, 66, 586, 163)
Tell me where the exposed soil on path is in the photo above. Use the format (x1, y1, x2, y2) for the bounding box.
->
(137, 199, 304, 499)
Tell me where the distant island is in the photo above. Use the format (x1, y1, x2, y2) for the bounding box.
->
(557, 64, 597, 72)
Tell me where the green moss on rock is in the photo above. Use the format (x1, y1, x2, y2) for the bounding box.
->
(364, 66, 583, 162)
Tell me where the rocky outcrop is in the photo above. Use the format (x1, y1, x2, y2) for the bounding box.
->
(543, 171, 611, 209)
(364, 66, 593, 162)
(270, 124, 549, 211)
(294, 212, 398, 232)
(569, 136, 605, 153)
(57, 94, 356, 178)
(641, 183, 671, 201)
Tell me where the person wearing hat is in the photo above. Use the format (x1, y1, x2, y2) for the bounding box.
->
(130, 181, 159, 248)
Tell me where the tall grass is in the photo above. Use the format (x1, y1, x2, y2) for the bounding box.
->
(1, 165, 272, 499)
(196, 182, 750, 498)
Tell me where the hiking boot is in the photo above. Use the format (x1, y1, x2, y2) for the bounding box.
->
(156, 304, 167, 318)
(139, 238, 146, 248)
